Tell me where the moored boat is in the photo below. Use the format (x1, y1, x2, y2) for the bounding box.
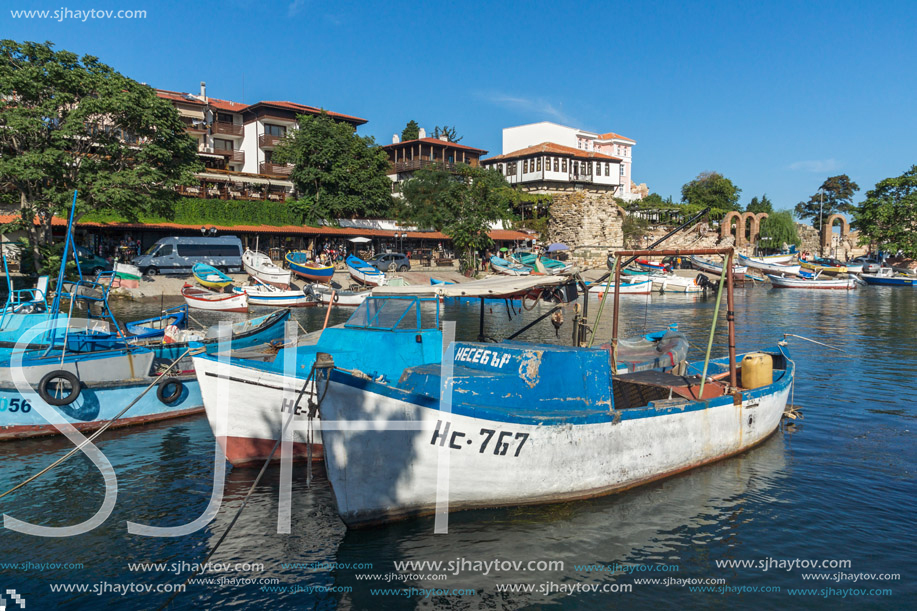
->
(511, 252, 569, 274)
(243, 249, 292, 289)
(738, 254, 802, 276)
(306, 283, 370, 307)
(346, 255, 387, 287)
(799, 258, 847, 276)
(765, 274, 858, 289)
(689, 256, 748, 276)
(860, 268, 917, 286)
(192, 263, 233, 290)
(234, 280, 315, 307)
(490, 255, 531, 276)
(181, 283, 249, 312)
(285, 252, 335, 284)
(587, 279, 653, 294)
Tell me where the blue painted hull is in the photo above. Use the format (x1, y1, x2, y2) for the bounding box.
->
(286, 253, 335, 283)
(861, 275, 917, 286)
(0, 376, 202, 440)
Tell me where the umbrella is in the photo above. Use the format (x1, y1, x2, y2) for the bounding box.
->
(499, 247, 508, 252)
(546, 243, 569, 252)
(348, 237, 372, 243)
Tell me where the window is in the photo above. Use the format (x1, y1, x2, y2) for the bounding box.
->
(217, 112, 234, 123)
(554, 157, 559, 172)
(536, 157, 542, 171)
(524, 159, 528, 173)
(562, 158, 567, 172)
(213, 138, 233, 151)
(620, 164, 626, 177)
(264, 124, 286, 137)
(157, 244, 173, 256)
(508, 161, 517, 175)
(605, 162, 610, 176)
(264, 150, 274, 162)
(176, 244, 242, 257)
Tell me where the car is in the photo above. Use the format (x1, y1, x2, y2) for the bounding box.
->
(849, 256, 882, 273)
(367, 252, 411, 272)
(74, 246, 112, 276)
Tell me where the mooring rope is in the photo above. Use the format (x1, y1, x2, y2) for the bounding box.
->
(782, 333, 847, 353)
(0, 346, 199, 500)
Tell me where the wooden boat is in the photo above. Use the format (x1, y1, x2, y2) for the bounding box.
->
(285, 252, 335, 284)
(243, 249, 292, 289)
(766, 274, 857, 289)
(490, 255, 531, 276)
(234, 280, 315, 307)
(587, 279, 653, 295)
(346, 255, 387, 287)
(318, 340, 793, 528)
(689, 256, 748, 276)
(635, 258, 669, 272)
(800, 258, 847, 276)
(650, 274, 703, 293)
(192, 263, 233, 290)
(860, 268, 917, 286)
(307, 283, 371, 306)
(752, 253, 796, 264)
(738, 254, 802, 276)
(511, 252, 568, 274)
(181, 283, 249, 312)
(124, 305, 188, 339)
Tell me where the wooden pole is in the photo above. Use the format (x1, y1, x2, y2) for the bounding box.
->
(725, 250, 738, 388)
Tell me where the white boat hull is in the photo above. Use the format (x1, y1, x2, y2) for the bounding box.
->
(243, 250, 292, 289)
(235, 286, 313, 307)
(318, 371, 791, 527)
(766, 274, 857, 289)
(587, 280, 653, 294)
(690, 256, 748, 276)
(311, 285, 369, 306)
(739, 255, 802, 276)
(650, 275, 702, 293)
(182, 286, 249, 312)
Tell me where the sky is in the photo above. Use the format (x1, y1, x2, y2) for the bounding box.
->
(5, 0, 916, 212)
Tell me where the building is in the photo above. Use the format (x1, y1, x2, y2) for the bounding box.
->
(489, 121, 638, 199)
(382, 129, 488, 195)
(155, 82, 367, 202)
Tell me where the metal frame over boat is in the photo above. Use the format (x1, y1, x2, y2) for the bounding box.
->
(243, 249, 292, 289)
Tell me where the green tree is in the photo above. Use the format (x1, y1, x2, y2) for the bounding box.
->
(852, 166, 917, 258)
(680, 172, 742, 212)
(746, 194, 774, 214)
(274, 112, 394, 223)
(758, 210, 799, 250)
(794, 174, 859, 231)
(0, 40, 202, 271)
(401, 119, 420, 141)
(433, 125, 462, 143)
(400, 164, 515, 268)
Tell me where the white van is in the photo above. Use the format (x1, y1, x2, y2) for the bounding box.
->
(132, 236, 243, 276)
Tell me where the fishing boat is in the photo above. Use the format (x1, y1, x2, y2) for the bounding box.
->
(860, 268, 917, 286)
(306, 283, 370, 307)
(285, 252, 335, 284)
(346, 255, 387, 287)
(587, 279, 653, 295)
(181, 284, 249, 312)
(124, 305, 188, 339)
(650, 274, 703, 293)
(738, 254, 802, 276)
(799, 258, 847, 276)
(234, 280, 315, 307)
(511, 252, 569, 274)
(751, 253, 796, 264)
(314, 248, 795, 528)
(689, 256, 749, 276)
(192, 263, 233, 290)
(635, 258, 669, 272)
(765, 274, 858, 289)
(243, 249, 292, 289)
(490, 255, 531, 276)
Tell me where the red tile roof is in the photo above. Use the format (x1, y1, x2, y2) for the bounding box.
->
(207, 97, 248, 112)
(0, 215, 529, 241)
(154, 89, 206, 105)
(597, 132, 635, 143)
(154, 89, 367, 124)
(251, 101, 368, 125)
(483, 142, 622, 163)
(382, 138, 488, 155)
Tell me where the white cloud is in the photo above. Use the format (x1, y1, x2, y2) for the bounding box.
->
(788, 159, 841, 173)
(477, 92, 577, 125)
(288, 0, 306, 17)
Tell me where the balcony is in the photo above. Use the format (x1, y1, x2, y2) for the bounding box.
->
(212, 121, 243, 137)
(389, 159, 457, 174)
(259, 133, 285, 148)
(212, 148, 245, 164)
(260, 162, 293, 176)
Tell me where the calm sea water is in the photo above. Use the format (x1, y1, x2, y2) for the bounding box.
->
(0, 287, 914, 609)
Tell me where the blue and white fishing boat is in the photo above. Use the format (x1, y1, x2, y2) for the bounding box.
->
(860, 268, 917, 286)
(312, 247, 795, 527)
(124, 305, 188, 339)
(490, 255, 531, 276)
(192, 263, 233, 290)
(234, 279, 315, 307)
(285, 252, 335, 284)
(738, 253, 802, 277)
(346, 255, 387, 287)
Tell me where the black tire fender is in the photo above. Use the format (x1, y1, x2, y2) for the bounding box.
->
(157, 377, 183, 405)
(38, 370, 82, 406)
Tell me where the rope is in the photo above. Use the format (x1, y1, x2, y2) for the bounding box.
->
(782, 333, 847, 353)
(0, 346, 200, 501)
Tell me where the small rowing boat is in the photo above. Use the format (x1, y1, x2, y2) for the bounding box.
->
(307, 283, 371, 306)
(346, 255, 387, 286)
(765, 274, 857, 290)
(285, 252, 335, 283)
(738, 254, 802, 276)
(690, 256, 748, 276)
(490, 256, 531, 276)
(192, 263, 233, 290)
(234, 279, 315, 307)
(860, 268, 917, 286)
(243, 249, 292, 289)
(181, 283, 249, 312)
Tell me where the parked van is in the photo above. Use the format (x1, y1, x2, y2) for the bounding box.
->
(132, 236, 243, 276)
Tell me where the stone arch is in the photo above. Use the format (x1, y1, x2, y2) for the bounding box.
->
(721, 211, 746, 246)
(745, 212, 768, 245)
(821, 214, 850, 251)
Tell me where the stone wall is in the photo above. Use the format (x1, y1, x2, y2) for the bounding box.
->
(546, 192, 625, 249)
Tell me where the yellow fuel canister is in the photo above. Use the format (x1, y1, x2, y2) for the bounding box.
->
(740, 352, 773, 389)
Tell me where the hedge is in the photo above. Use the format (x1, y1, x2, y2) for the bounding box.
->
(80, 198, 303, 227)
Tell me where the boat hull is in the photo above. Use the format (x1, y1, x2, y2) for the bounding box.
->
(182, 285, 249, 312)
(346, 255, 386, 287)
(0, 376, 202, 440)
(310, 285, 369, 306)
(285, 253, 335, 283)
(235, 287, 314, 307)
(766, 274, 857, 289)
(318, 361, 792, 528)
(587, 280, 652, 294)
(860, 274, 917, 286)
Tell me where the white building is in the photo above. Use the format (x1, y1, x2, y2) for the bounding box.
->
(482, 142, 622, 195)
(496, 121, 638, 199)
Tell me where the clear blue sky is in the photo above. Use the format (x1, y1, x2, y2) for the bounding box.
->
(5, 0, 916, 211)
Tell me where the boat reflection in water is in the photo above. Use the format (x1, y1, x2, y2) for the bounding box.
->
(332, 432, 789, 608)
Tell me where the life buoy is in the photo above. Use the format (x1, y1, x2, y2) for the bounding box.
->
(157, 377, 183, 404)
(332, 292, 340, 304)
(38, 370, 81, 406)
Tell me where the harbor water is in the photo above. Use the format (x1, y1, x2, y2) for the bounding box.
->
(0, 286, 914, 609)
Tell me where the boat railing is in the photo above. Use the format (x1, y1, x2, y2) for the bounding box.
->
(344, 295, 439, 332)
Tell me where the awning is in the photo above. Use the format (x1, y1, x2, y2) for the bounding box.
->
(372, 274, 571, 298)
(348, 237, 372, 243)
